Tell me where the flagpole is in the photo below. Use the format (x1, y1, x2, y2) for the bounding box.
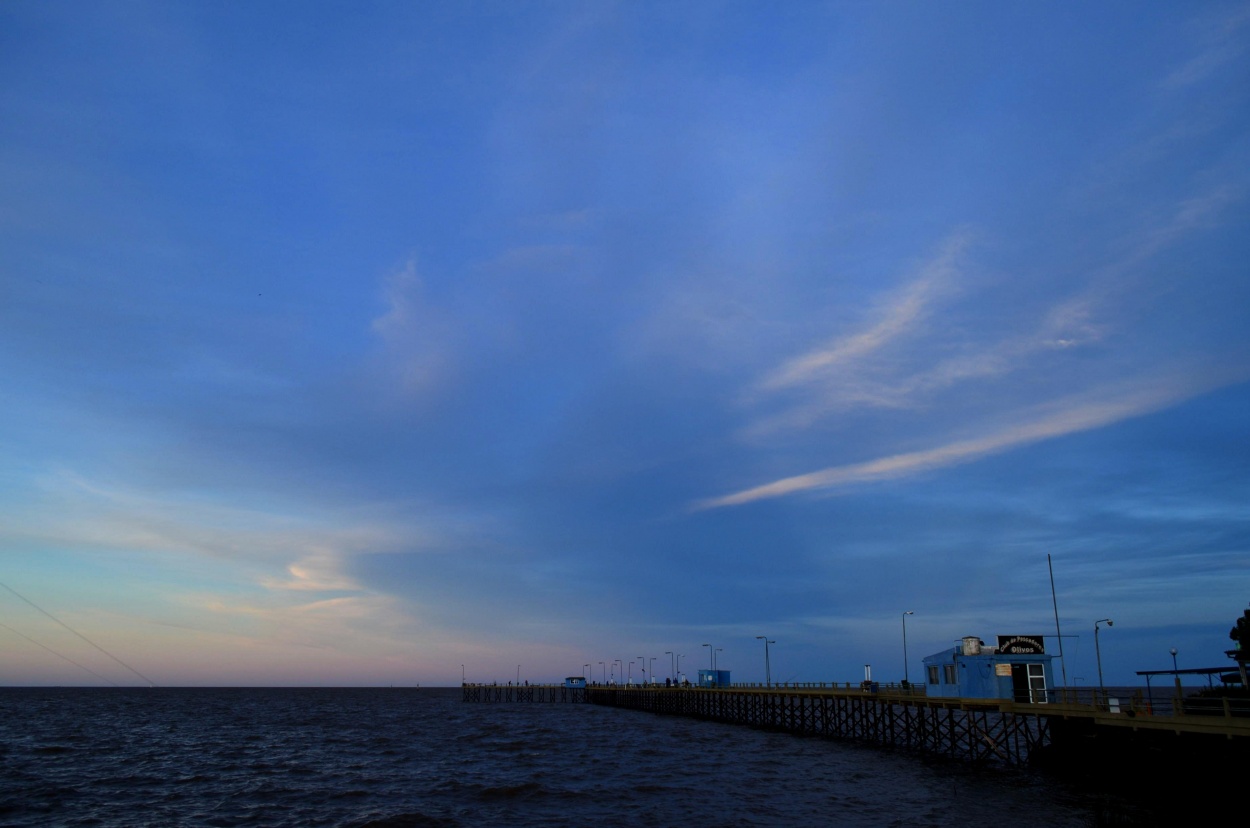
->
(1048, 553, 1068, 687)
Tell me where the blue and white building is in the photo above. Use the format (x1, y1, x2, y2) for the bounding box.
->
(923, 635, 1054, 702)
(697, 669, 732, 688)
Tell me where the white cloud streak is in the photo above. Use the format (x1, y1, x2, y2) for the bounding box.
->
(370, 258, 454, 395)
(1160, 5, 1250, 91)
(743, 174, 1243, 440)
(260, 554, 362, 593)
(2, 473, 430, 612)
(696, 366, 1247, 509)
(759, 230, 970, 393)
(13, 474, 403, 567)
(0, 472, 449, 669)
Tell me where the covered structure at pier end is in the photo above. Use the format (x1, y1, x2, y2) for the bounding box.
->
(923, 635, 1054, 702)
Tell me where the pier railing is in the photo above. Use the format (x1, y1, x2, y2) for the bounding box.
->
(730, 681, 925, 694)
(461, 682, 1250, 719)
(460, 683, 585, 703)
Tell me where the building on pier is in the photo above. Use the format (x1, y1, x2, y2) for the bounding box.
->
(697, 669, 731, 688)
(923, 635, 1054, 702)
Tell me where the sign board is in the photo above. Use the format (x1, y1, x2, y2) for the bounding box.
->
(995, 664, 1013, 676)
(997, 635, 1045, 654)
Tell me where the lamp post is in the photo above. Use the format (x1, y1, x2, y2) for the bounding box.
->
(638, 656, 646, 685)
(583, 663, 591, 682)
(902, 611, 914, 688)
(599, 661, 605, 684)
(461, 664, 465, 684)
(676, 653, 683, 681)
(1094, 619, 1113, 704)
(516, 665, 520, 686)
(1170, 647, 1181, 704)
(702, 643, 712, 672)
(756, 636, 774, 688)
(665, 651, 674, 681)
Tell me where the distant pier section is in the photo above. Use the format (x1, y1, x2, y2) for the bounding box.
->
(461, 681, 586, 704)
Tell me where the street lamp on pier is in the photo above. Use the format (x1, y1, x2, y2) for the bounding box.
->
(702, 643, 712, 672)
(1170, 647, 1182, 701)
(1094, 619, 1113, 702)
(902, 612, 914, 687)
(755, 636, 774, 688)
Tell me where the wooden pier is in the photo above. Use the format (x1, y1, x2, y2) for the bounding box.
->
(460, 683, 586, 703)
(462, 682, 1250, 775)
(589, 685, 1051, 767)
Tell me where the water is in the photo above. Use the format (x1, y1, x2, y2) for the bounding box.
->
(0, 687, 1105, 826)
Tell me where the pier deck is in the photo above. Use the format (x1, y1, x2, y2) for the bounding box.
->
(462, 682, 1250, 770)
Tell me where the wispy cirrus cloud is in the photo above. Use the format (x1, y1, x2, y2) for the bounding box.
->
(260, 555, 362, 593)
(698, 364, 1248, 509)
(370, 258, 455, 395)
(1160, 5, 1250, 91)
(759, 230, 971, 393)
(5, 471, 420, 590)
(744, 175, 1243, 441)
(183, 587, 430, 678)
(738, 232, 976, 435)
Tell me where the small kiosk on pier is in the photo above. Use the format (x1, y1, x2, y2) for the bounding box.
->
(923, 635, 1054, 702)
(697, 669, 731, 688)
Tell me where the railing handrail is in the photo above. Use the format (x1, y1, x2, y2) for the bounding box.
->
(462, 681, 1250, 719)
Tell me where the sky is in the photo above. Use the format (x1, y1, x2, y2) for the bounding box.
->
(1, 2, 1248, 688)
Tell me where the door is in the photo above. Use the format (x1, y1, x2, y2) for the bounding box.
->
(1010, 664, 1030, 702)
(1011, 663, 1048, 703)
(1027, 663, 1047, 703)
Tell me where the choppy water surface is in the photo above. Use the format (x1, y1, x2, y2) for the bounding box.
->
(0, 687, 1103, 827)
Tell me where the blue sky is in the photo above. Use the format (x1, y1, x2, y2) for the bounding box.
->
(2, 2, 1248, 687)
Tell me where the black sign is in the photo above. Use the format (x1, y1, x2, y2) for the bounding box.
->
(997, 635, 1045, 654)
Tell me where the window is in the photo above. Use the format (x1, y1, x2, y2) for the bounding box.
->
(927, 665, 939, 685)
(943, 664, 957, 684)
